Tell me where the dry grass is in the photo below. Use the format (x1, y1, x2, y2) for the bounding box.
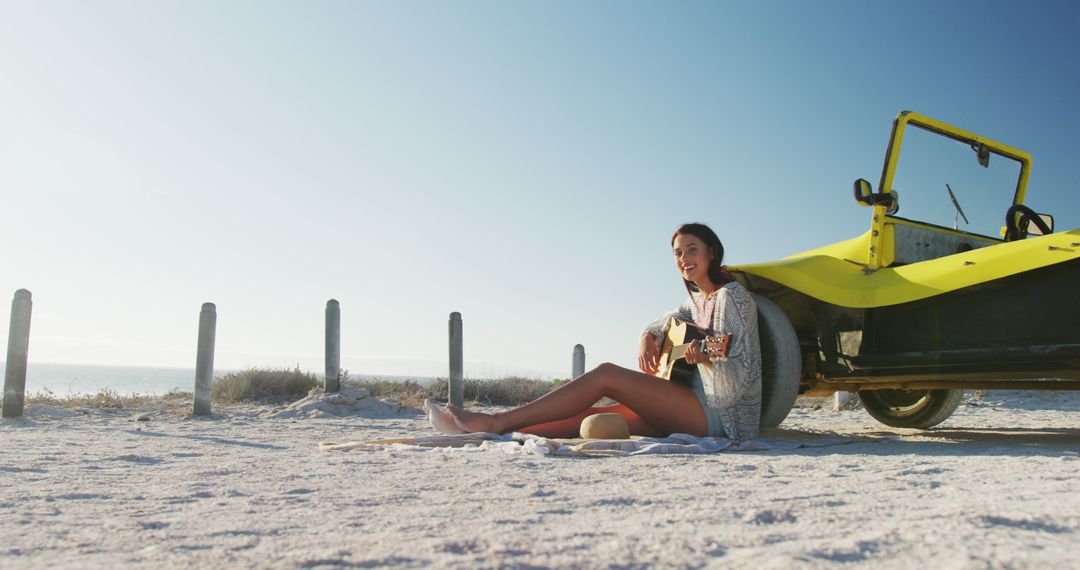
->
(346, 376, 567, 409)
(211, 367, 320, 403)
(10, 368, 565, 411)
(435, 376, 562, 406)
(344, 378, 433, 408)
(24, 387, 192, 409)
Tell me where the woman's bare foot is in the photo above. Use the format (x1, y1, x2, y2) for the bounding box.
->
(424, 399, 466, 435)
(446, 403, 503, 434)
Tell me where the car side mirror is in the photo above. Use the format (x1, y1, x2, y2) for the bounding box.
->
(883, 190, 900, 215)
(853, 178, 900, 214)
(1027, 213, 1054, 236)
(853, 178, 874, 206)
(975, 142, 990, 168)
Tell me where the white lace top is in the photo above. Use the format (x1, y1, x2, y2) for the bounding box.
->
(643, 281, 762, 440)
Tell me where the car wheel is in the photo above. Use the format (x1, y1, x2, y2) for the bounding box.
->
(754, 294, 801, 428)
(858, 389, 963, 429)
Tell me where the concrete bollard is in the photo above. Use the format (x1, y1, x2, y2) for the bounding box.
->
(192, 302, 217, 416)
(448, 312, 463, 407)
(572, 344, 585, 380)
(325, 299, 341, 393)
(2, 289, 33, 418)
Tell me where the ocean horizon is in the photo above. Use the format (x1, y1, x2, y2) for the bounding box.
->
(0, 362, 439, 396)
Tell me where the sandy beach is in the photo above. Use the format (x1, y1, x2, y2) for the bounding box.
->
(2, 390, 1078, 569)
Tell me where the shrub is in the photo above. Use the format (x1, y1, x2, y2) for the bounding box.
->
(212, 366, 319, 403)
(10, 369, 565, 410)
(342, 378, 432, 408)
(23, 387, 187, 409)
(425, 377, 558, 406)
(343, 375, 564, 408)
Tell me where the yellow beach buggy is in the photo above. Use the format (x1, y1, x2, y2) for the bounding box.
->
(736, 111, 1080, 429)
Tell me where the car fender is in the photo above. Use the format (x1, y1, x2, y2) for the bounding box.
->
(731, 228, 1080, 309)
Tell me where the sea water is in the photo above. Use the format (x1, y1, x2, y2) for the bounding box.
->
(1, 362, 436, 396)
(5, 362, 200, 396)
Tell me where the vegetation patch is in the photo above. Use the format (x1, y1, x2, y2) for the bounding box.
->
(23, 387, 191, 409)
(212, 367, 320, 403)
(346, 375, 567, 408)
(8, 368, 567, 410)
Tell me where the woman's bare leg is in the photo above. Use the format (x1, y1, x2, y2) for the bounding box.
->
(517, 404, 665, 438)
(446, 363, 707, 436)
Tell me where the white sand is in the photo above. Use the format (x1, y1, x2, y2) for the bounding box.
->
(2, 390, 1078, 569)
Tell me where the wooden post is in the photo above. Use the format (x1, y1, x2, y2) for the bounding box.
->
(448, 311, 463, 407)
(325, 299, 341, 392)
(2, 289, 32, 418)
(572, 344, 585, 380)
(192, 302, 216, 416)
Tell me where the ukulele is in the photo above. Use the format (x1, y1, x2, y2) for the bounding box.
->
(656, 317, 733, 386)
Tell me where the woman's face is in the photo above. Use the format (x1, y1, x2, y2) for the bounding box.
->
(672, 233, 713, 285)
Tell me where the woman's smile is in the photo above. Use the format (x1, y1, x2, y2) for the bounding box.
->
(673, 233, 713, 286)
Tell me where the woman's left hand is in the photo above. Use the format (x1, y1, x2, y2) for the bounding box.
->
(685, 339, 708, 365)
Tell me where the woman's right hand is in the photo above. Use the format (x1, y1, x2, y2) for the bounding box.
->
(639, 333, 660, 375)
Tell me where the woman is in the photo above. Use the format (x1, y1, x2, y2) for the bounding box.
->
(427, 223, 762, 441)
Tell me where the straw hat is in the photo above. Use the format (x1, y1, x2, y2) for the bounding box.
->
(579, 413, 630, 439)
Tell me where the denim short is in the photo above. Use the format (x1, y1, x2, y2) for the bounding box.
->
(690, 370, 727, 438)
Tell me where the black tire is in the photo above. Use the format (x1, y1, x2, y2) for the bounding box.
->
(859, 389, 963, 429)
(754, 294, 801, 428)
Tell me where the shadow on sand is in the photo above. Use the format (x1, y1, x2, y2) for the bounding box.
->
(126, 428, 288, 450)
(778, 426, 1080, 458)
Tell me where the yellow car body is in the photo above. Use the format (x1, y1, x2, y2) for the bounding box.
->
(730, 111, 1080, 406)
(734, 224, 1080, 310)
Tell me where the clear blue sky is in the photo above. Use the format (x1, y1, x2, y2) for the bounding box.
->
(2, 1, 1079, 378)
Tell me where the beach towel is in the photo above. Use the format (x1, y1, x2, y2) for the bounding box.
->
(319, 428, 885, 457)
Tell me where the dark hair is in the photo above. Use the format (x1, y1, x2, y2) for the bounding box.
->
(671, 222, 733, 293)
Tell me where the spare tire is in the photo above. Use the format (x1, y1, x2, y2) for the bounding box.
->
(754, 293, 801, 428)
